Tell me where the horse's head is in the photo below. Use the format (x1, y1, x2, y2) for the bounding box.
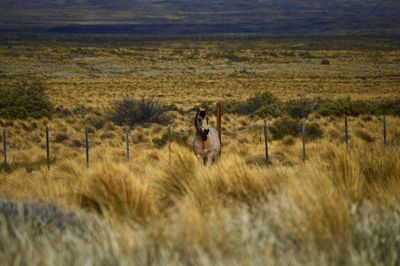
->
(195, 109, 210, 141)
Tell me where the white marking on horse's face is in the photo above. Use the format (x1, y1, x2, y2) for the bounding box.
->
(200, 118, 209, 132)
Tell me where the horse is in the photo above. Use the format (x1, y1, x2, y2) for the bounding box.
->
(192, 109, 221, 166)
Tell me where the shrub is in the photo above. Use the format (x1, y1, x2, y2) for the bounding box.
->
(347, 100, 378, 116)
(110, 97, 174, 127)
(254, 103, 287, 118)
(227, 92, 400, 119)
(305, 122, 324, 140)
(380, 99, 400, 116)
(270, 116, 323, 140)
(317, 99, 348, 117)
(321, 59, 330, 65)
(270, 116, 302, 140)
(0, 81, 53, 119)
(286, 98, 316, 118)
(228, 92, 281, 116)
(316, 98, 381, 117)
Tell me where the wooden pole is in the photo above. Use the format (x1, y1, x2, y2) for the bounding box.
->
(125, 127, 130, 161)
(168, 124, 171, 165)
(45, 126, 50, 168)
(2, 128, 7, 171)
(302, 119, 306, 162)
(85, 127, 89, 168)
(344, 115, 349, 150)
(263, 119, 270, 164)
(216, 102, 222, 156)
(383, 115, 387, 147)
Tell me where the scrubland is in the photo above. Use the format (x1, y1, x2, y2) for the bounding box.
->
(0, 37, 400, 265)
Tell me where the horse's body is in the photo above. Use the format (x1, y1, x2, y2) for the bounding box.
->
(192, 110, 221, 165)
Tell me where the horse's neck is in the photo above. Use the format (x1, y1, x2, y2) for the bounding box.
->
(195, 133, 208, 151)
(196, 130, 208, 142)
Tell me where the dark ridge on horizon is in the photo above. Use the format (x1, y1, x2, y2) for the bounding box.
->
(0, 0, 399, 36)
(46, 21, 397, 36)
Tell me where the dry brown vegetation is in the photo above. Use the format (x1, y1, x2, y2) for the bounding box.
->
(0, 37, 400, 265)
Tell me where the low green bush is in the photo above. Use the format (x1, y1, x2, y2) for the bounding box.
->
(286, 98, 316, 118)
(270, 116, 323, 140)
(253, 103, 287, 118)
(0, 81, 53, 119)
(226, 91, 400, 118)
(269, 116, 301, 140)
(110, 97, 176, 127)
(305, 122, 324, 140)
(227, 92, 282, 117)
(316, 98, 392, 117)
(380, 99, 400, 116)
(321, 59, 330, 65)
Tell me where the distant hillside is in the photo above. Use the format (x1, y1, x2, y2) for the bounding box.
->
(0, 0, 399, 36)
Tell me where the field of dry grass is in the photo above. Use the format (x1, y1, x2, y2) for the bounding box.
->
(0, 37, 400, 265)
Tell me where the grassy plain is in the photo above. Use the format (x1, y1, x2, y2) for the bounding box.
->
(0, 36, 400, 265)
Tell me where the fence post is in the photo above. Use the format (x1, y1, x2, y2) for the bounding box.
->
(302, 119, 306, 162)
(45, 126, 50, 168)
(85, 127, 89, 168)
(168, 124, 171, 165)
(216, 102, 222, 157)
(383, 115, 387, 147)
(125, 127, 130, 161)
(2, 128, 7, 171)
(263, 119, 270, 164)
(344, 115, 349, 150)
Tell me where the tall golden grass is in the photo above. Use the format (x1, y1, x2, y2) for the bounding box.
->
(1, 39, 399, 264)
(0, 136, 399, 264)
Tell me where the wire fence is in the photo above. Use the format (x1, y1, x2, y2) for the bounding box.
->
(0, 103, 396, 172)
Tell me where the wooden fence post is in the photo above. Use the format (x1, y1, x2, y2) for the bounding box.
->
(383, 115, 387, 147)
(302, 119, 306, 162)
(168, 124, 172, 165)
(2, 128, 7, 171)
(344, 115, 349, 150)
(45, 126, 51, 168)
(85, 127, 89, 168)
(216, 102, 222, 157)
(263, 119, 270, 164)
(125, 127, 130, 161)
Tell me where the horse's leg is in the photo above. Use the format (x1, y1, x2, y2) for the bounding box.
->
(195, 154, 204, 164)
(206, 156, 213, 166)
